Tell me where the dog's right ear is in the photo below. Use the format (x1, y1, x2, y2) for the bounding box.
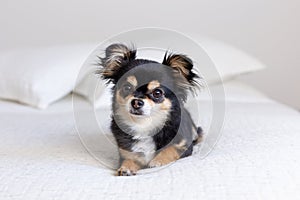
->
(99, 43, 136, 82)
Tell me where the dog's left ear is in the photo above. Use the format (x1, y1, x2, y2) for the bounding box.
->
(162, 53, 197, 84)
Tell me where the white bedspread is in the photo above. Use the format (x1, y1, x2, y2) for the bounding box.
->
(1, 81, 300, 200)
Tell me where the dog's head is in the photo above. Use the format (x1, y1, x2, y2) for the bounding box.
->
(98, 43, 199, 136)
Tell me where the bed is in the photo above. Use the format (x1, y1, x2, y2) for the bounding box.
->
(1, 31, 299, 199)
(1, 80, 300, 200)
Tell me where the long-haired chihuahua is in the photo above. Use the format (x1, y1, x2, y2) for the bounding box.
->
(98, 43, 203, 176)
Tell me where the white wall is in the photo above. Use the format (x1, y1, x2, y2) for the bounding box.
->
(1, 0, 299, 108)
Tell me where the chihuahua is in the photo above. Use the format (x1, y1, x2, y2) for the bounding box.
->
(98, 43, 203, 176)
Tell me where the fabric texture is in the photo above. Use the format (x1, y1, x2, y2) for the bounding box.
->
(0, 81, 299, 199)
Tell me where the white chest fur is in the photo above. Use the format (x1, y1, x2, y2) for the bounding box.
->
(131, 137, 156, 163)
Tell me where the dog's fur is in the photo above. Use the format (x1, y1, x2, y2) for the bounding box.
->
(98, 43, 203, 176)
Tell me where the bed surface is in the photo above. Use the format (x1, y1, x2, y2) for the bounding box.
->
(1, 81, 300, 199)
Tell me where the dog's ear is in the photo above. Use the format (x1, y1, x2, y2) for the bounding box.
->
(162, 52, 197, 84)
(163, 52, 199, 101)
(99, 43, 136, 81)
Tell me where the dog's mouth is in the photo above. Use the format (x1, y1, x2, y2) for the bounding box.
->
(129, 109, 144, 116)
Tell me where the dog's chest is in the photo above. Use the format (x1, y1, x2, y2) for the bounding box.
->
(131, 137, 156, 163)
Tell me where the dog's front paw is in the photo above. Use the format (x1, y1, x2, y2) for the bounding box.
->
(148, 156, 175, 168)
(148, 146, 181, 168)
(148, 159, 165, 168)
(117, 159, 140, 176)
(117, 166, 137, 176)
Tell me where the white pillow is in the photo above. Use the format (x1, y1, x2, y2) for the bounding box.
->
(191, 35, 266, 83)
(0, 36, 265, 109)
(0, 44, 96, 108)
(75, 36, 266, 106)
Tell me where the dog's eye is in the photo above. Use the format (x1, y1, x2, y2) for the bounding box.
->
(122, 84, 132, 93)
(152, 88, 163, 99)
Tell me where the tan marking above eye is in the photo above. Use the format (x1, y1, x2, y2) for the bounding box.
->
(147, 80, 160, 91)
(127, 76, 137, 87)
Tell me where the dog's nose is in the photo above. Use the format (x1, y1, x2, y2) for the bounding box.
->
(131, 99, 144, 109)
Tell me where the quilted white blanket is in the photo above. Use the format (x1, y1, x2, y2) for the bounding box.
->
(1, 81, 300, 200)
